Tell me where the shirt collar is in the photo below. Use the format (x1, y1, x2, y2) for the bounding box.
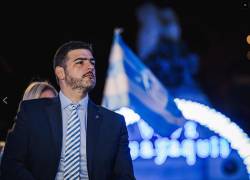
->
(59, 91, 88, 110)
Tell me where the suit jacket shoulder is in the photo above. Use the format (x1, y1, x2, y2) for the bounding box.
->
(94, 103, 125, 125)
(20, 97, 57, 109)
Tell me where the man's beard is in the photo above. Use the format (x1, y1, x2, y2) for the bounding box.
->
(65, 70, 96, 92)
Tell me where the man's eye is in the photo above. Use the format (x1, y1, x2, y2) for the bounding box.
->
(90, 60, 96, 65)
(76, 61, 83, 64)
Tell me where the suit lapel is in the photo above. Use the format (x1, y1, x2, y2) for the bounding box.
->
(44, 97, 101, 176)
(45, 96, 63, 161)
(86, 100, 102, 176)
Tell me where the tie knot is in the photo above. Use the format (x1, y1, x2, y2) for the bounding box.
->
(69, 103, 80, 111)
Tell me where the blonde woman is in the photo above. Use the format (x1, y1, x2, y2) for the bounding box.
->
(17, 81, 58, 112)
(22, 81, 58, 100)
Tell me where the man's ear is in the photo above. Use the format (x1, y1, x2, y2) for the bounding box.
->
(55, 66, 65, 80)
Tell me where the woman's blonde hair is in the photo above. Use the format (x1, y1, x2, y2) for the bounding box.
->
(22, 81, 58, 100)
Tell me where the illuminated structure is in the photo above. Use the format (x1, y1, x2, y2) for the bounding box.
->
(103, 31, 250, 179)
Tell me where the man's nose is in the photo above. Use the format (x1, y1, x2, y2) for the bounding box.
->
(86, 60, 95, 70)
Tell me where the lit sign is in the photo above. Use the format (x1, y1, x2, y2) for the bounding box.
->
(174, 98, 250, 176)
(116, 98, 250, 178)
(128, 120, 230, 165)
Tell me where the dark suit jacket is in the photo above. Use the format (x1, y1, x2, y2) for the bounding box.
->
(0, 96, 135, 180)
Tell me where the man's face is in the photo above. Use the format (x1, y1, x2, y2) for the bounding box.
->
(64, 49, 96, 92)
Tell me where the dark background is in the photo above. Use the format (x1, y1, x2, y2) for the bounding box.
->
(0, 0, 249, 140)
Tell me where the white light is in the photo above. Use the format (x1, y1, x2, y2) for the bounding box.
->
(184, 121, 199, 139)
(181, 139, 196, 165)
(129, 141, 140, 160)
(196, 139, 210, 158)
(244, 156, 250, 166)
(210, 136, 219, 158)
(220, 138, 231, 158)
(168, 140, 181, 157)
(175, 98, 250, 177)
(154, 138, 169, 165)
(247, 165, 250, 174)
(137, 120, 154, 140)
(140, 140, 155, 159)
(115, 107, 140, 125)
(170, 127, 182, 139)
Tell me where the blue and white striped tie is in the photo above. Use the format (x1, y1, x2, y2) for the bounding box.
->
(64, 104, 81, 180)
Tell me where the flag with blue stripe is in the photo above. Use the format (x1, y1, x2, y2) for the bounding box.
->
(102, 30, 185, 136)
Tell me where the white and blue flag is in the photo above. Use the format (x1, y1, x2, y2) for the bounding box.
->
(102, 29, 185, 136)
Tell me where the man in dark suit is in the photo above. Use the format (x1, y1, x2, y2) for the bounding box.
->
(1, 41, 135, 180)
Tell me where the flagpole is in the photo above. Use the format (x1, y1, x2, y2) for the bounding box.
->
(114, 28, 123, 36)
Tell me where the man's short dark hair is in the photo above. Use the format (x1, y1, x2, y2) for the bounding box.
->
(53, 41, 93, 69)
